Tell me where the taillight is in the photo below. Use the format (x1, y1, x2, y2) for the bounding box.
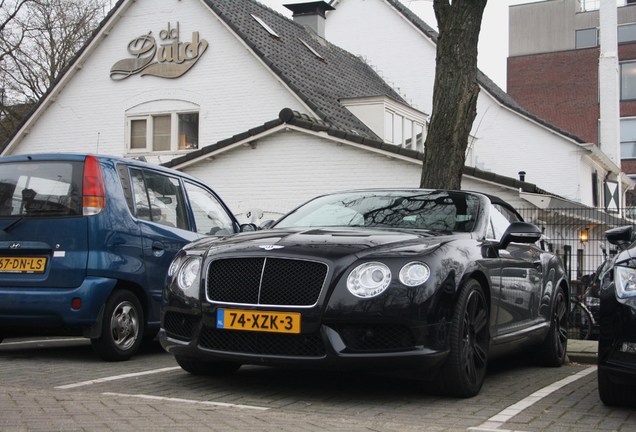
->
(82, 155, 106, 215)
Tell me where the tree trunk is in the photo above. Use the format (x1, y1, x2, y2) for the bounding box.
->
(420, 0, 487, 190)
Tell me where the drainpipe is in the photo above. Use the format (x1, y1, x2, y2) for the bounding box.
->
(599, 0, 622, 208)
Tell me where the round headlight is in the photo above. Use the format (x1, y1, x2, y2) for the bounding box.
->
(347, 262, 391, 298)
(168, 254, 183, 277)
(177, 257, 201, 295)
(399, 262, 430, 286)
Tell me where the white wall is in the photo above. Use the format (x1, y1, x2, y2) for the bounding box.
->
(326, 0, 599, 205)
(327, 0, 436, 114)
(181, 128, 525, 223)
(9, 0, 305, 162)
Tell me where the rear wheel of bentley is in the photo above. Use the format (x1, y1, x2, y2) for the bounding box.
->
(536, 285, 567, 367)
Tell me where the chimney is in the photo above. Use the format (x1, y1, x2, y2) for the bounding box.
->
(284, 1, 335, 38)
(518, 171, 526, 182)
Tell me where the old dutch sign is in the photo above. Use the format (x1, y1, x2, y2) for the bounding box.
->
(110, 22, 208, 80)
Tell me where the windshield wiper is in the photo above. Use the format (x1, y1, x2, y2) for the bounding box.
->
(2, 216, 25, 232)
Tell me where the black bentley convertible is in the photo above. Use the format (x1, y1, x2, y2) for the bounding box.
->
(160, 189, 569, 397)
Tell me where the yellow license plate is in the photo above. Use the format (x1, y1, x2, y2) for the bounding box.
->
(216, 308, 301, 334)
(0, 257, 47, 273)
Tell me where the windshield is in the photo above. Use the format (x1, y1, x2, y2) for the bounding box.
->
(276, 190, 480, 233)
(0, 161, 82, 217)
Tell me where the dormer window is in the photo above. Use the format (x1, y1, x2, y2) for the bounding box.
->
(384, 110, 426, 150)
(341, 96, 428, 152)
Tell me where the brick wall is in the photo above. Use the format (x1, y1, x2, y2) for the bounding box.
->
(507, 48, 600, 144)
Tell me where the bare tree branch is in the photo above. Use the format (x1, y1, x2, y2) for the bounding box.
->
(1, 0, 108, 102)
(0, 0, 39, 64)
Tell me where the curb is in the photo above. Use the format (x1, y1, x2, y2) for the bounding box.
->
(567, 353, 597, 365)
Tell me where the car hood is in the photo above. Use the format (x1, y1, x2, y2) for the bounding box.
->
(189, 228, 465, 261)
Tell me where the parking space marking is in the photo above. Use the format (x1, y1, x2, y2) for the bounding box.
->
(1, 337, 87, 346)
(55, 366, 181, 389)
(102, 392, 270, 411)
(469, 366, 597, 432)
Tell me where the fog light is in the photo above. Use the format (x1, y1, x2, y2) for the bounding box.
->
(621, 342, 636, 353)
(71, 297, 82, 310)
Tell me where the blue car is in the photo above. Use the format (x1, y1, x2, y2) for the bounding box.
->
(0, 153, 248, 361)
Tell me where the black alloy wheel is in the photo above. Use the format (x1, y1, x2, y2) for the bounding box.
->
(536, 285, 568, 366)
(437, 278, 489, 398)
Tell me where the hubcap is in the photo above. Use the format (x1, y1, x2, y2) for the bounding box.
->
(110, 300, 139, 351)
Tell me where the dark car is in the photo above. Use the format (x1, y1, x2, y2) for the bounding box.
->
(597, 225, 636, 406)
(160, 189, 569, 397)
(0, 153, 249, 361)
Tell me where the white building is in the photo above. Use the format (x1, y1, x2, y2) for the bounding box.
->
(325, 0, 633, 209)
(0, 0, 553, 215)
(0, 0, 629, 277)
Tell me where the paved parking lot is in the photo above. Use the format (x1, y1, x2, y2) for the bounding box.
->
(0, 337, 634, 431)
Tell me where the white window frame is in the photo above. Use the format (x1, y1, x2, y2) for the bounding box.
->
(385, 108, 426, 150)
(126, 111, 199, 154)
(621, 116, 636, 159)
(620, 61, 636, 101)
(575, 28, 598, 49)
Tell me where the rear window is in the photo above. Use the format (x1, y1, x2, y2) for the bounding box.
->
(0, 161, 82, 217)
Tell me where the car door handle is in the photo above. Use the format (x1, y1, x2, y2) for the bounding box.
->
(151, 241, 165, 257)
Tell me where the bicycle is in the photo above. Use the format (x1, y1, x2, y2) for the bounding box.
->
(567, 295, 595, 340)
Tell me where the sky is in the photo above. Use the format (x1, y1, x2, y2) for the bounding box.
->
(257, 0, 542, 90)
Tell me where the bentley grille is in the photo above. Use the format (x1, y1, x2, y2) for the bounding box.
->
(206, 257, 328, 306)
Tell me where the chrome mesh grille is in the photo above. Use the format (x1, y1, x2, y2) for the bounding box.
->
(199, 327, 326, 357)
(163, 311, 199, 341)
(206, 257, 328, 306)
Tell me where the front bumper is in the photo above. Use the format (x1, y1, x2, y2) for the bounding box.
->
(598, 291, 636, 384)
(160, 309, 450, 371)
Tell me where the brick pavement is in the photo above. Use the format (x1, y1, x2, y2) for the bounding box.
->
(1, 338, 634, 432)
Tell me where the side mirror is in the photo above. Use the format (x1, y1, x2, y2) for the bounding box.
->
(605, 225, 633, 250)
(497, 221, 542, 249)
(240, 223, 258, 232)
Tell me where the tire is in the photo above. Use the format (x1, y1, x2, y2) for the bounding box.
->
(175, 355, 241, 376)
(436, 279, 489, 398)
(91, 290, 144, 362)
(536, 285, 568, 366)
(598, 368, 620, 406)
